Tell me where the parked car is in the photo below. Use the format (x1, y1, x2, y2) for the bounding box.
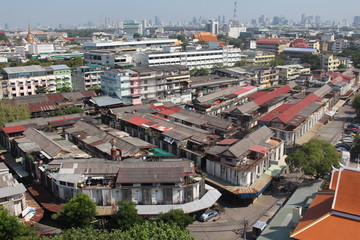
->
(199, 210, 219, 222)
(336, 143, 351, 150)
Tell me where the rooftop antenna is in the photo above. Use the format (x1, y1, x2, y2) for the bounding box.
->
(233, 1, 238, 22)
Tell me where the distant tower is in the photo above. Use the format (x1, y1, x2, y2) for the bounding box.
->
(26, 25, 35, 44)
(232, 1, 239, 27)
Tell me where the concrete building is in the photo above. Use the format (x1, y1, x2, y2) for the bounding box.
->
(101, 69, 132, 103)
(205, 126, 285, 200)
(255, 38, 288, 54)
(276, 64, 311, 82)
(82, 39, 178, 51)
(206, 20, 219, 35)
(322, 55, 341, 72)
(308, 39, 320, 51)
(123, 23, 143, 36)
(28, 44, 55, 55)
(72, 65, 104, 91)
(0, 162, 27, 217)
(331, 39, 350, 53)
(0, 65, 71, 99)
(133, 46, 244, 69)
(244, 51, 275, 65)
(227, 26, 247, 38)
(321, 33, 335, 42)
(84, 49, 136, 68)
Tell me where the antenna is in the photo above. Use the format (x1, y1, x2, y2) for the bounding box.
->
(233, 1, 238, 22)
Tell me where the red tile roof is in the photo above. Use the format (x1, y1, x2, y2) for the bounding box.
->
(277, 94, 319, 124)
(329, 170, 339, 191)
(2, 125, 27, 134)
(259, 104, 293, 122)
(233, 86, 257, 95)
(256, 38, 287, 44)
(217, 139, 239, 145)
(193, 32, 219, 42)
(253, 85, 291, 106)
(247, 91, 268, 100)
(290, 38, 309, 48)
(126, 116, 152, 126)
(332, 169, 360, 216)
(250, 145, 270, 154)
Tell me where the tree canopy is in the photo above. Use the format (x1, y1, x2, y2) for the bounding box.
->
(0, 206, 35, 240)
(286, 139, 340, 178)
(52, 193, 97, 229)
(0, 103, 30, 127)
(111, 201, 143, 231)
(300, 53, 321, 70)
(35, 85, 48, 94)
(352, 95, 360, 115)
(190, 68, 210, 77)
(158, 209, 194, 229)
(270, 54, 287, 67)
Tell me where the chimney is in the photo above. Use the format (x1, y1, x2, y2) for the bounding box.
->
(116, 148, 122, 161)
(110, 139, 117, 161)
(292, 205, 302, 226)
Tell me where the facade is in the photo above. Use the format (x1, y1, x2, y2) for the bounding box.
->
(255, 38, 288, 54)
(133, 46, 244, 69)
(101, 65, 190, 105)
(123, 23, 143, 35)
(72, 65, 104, 91)
(206, 20, 219, 35)
(84, 49, 136, 68)
(28, 44, 55, 55)
(330, 39, 350, 53)
(0, 163, 27, 217)
(0, 65, 72, 99)
(321, 33, 335, 42)
(245, 52, 275, 65)
(322, 55, 341, 72)
(276, 64, 311, 82)
(206, 126, 284, 188)
(308, 40, 320, 51)
(82, 39, 178, 51)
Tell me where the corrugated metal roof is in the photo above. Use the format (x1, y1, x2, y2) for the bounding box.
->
(116, 167, 184, 183)
(1, 125, 27, 134)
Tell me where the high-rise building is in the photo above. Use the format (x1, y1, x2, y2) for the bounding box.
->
(354, 16, 360, 26)
(258, 15, 265, 25)
(155, 16, 161, 26)
(315, 16, 321, 25)
(206, 20, 219, 35)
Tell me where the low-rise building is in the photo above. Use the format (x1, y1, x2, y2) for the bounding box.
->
(83, 39, 178, 51)
(245, 51, 275, 65)
(331, 39, 350, 53)
(0, 162, 27, 216)
(276, 64, 311, 82)
(322, 55, 341, 72)
(255, 38, 288, 54)
(72, 65, 104, 91)
(205, 126, 284, 200)
(0, 65, 72, 98)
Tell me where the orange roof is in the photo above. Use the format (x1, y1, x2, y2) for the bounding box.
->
(256, 38, 287, 44)
(329, 170, 339, 191)
(193, 32, 218, 42)
(293, 193, 334, 233)
(332, 169, 360, 216)
(291, 213, 360, 240)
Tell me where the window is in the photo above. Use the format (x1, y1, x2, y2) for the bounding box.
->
(60, 181, 66, 186)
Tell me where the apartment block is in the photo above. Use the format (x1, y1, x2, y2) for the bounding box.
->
(72, 65, 104, 91)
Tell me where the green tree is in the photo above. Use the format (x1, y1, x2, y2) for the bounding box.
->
(158, 209, 194, 229)
(286, 139, 341, 178)
(190, 68, 210, 77)
(234, 60, 247, 67)
(301, 53, 321, 70)
(111, 201, 143, 231)
(270, 53, 287, 67)
(87, 85, 101, 91)
(57, 86, 72, 93)
(352, 95, 360, 115)
(0, 103, 30, 127)
(0, 32, 9, 42)
(293, 85, 303, 91)
(0, 206, 35, 240)
(123, 221, 194, 240)
(52, 193, 97, 229)
(35, 85, 48, 94)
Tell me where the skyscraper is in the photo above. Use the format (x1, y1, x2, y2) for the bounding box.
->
(206, 20, 219, 34)
(155, 16, 161, 26)
(354, 16, 360, 26)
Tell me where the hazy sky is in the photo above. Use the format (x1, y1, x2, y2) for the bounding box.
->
(2, 0, 360, 27)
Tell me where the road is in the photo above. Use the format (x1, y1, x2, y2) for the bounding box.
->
(188, 173, 303, 240)
(315, 104, 355, 145)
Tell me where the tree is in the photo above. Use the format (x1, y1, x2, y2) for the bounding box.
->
(293, 85, 303, 91)
(352, 95, 360, 115)
(286, 139, 340, 178)
(0, 206, 35, 240)
(301, 53, 321, 70)
(122, 221, 194, 240)
(158, 209, 194, 229)
(35, 85, 48, 94)
(0, 103, 30, 127)
(190, 68, 210, 77)
(234, 60, 247, 67)
(270, 54, 287, 67)
(52, 193, 97, 229)
(111, 201, 143, 231)
(87, 85, 101, 91)
(57, 86, 72, 93)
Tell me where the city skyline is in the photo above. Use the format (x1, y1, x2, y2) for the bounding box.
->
(1, 0, 360, 28)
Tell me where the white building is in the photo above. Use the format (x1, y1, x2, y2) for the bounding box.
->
(83, 39, 178, 51)
(123, 23, 143, 35)
(28, 44, 55, 55)
(101, 69, 132, 103)
(321, 33, 335, 42)
(0, 163, 27, 217)
(206, 20, 219, 35)
(227, 26, 247, 39)
(133, 46, 244, 69)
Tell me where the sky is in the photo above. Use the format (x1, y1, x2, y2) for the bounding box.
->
(1, 0, 360, 28)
